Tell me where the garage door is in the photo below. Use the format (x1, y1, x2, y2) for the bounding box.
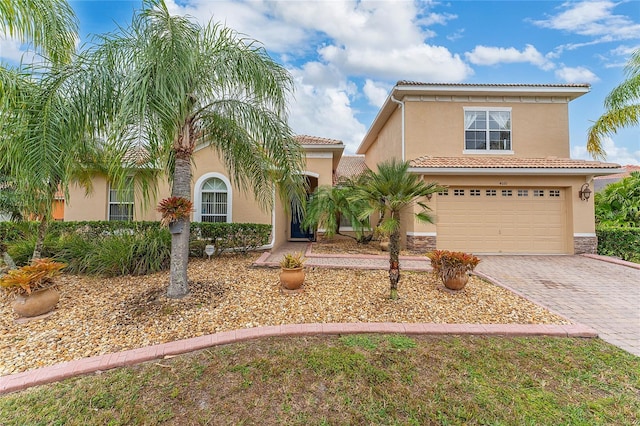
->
(435, 187, 568, 254)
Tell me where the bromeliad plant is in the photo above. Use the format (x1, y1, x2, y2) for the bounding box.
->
(157, 196, 193, 227)
(279, 252, 305, 269)
(426, 250, 480, 284)
(0, 258, 67, 296)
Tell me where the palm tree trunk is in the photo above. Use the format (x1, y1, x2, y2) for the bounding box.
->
(167, 155, 192, 299)
(388, 227, 401, 300)
(32, 215, 48, 261)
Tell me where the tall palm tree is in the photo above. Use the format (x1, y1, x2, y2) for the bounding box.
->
(587, 48, 640, 160)
(77, 0, 306, 298)
(351, 159, 441, 299)
(0, 0, 78, 65)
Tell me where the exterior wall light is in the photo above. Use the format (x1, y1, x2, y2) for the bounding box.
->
(579, 183, 592, 201)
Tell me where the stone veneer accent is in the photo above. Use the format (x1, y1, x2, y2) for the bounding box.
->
(574, 236, 597, 254)
(406, 235, 436, 251)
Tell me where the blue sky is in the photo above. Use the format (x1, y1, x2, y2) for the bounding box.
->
(2, 0, 639, 164)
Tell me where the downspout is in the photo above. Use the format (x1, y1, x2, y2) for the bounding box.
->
(390, 95, 405, 161)
(258, 186, 277, 250)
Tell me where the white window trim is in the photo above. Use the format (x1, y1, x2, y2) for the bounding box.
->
(108, 180, 134, 221)
(463, 106, 512, 153)
(193, 172, 232, 223)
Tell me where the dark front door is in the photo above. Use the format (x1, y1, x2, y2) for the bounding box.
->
(290, 205, 314, 240)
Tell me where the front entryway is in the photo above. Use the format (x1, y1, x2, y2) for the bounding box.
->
(289, 175, 318, 241)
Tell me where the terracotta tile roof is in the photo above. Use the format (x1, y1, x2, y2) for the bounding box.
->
(396, 81, 591, 89)
(295, 135, 343, 145)
(409, 156, 620, 170)
(335, 155, 368, 183)
(594, 164, 640, 180)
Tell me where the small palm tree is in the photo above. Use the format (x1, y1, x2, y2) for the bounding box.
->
(303, 178, 371, 243)
(351, 159, 441, 299)
(587, 48, 640, 160)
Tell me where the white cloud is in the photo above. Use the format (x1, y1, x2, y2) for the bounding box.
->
(572, 137, 640, 165)
(533, 1, 640, 42)
(555, 66, 599, 83)
(465, 44, 555, 71)
(287, 68, 366, 154)
(363, 80, 390, 108)
(0, 37, 38, 64)
(321, 43, 471, 82)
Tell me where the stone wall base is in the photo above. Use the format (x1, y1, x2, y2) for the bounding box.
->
(406, 235, 436, 252)
(574, 236, 597, 254)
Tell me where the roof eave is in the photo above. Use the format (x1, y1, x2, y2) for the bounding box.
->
(407, 167, 625, 176)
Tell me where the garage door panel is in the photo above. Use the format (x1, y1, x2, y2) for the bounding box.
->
(436, 187, 568, 254)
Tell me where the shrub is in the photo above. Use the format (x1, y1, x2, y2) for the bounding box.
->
(192, 222, 271, 255)
(596, 226, 640, 263)
(2, 221, 271, 274)
(426, 250, 480, 284)
(0, 258, 66, 296)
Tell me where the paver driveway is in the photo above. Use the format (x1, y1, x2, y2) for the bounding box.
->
(476, 255, 640, 357)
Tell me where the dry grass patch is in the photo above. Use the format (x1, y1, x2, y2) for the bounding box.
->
(1, 335, 638, 425)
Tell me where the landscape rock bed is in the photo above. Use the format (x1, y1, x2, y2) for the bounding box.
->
(0, 251, 569, 376)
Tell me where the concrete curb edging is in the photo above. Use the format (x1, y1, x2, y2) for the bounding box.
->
(0, 322, 597, 396)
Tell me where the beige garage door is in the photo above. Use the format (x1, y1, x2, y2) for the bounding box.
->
(436, 187, 568, 254)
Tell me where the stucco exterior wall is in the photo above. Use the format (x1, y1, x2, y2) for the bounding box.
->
(364, 107, 403, 169)
(403, 99, 570, 161)
(191, 148, 271, 224)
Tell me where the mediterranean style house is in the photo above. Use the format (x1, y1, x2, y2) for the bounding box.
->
(357, 82, 621, 254)
(64, 135, 345, 249)
(61, 82, 621, 254)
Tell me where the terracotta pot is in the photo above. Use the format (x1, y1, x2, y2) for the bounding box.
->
(443, 273, 469, 291)
(280, 267, 305, 290)
(12, 287, 60, 317)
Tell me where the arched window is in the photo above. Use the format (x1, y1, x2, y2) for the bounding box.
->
(200, 177, 228, 223)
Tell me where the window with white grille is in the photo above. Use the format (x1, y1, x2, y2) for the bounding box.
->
(108, 179, 134, 221)
(201, 178, 228, 223)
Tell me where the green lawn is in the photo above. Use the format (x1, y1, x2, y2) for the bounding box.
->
(1, 335, 638, 425)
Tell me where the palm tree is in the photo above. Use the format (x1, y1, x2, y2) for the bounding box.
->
(303, 179, 371, 243)
(351, 159, 441, 299)
(77, 0, 305, 298)
(0, 64, 112, 260)
(0, 0, 78, 65)
(587, 48, 640, 160)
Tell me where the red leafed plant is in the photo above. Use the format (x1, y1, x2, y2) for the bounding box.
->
(426, 250, 480, 284)
(157, 196, 193, 227)
(0, 258, 67, 296)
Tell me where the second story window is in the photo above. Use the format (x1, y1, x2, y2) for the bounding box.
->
(464, 108, 511, 152)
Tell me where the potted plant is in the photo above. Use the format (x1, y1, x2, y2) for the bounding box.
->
(0, 258, 67, 317)
(426, 250, 480, 290)
(157, 196, 193, 233)
(279, 252, 305, 290)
